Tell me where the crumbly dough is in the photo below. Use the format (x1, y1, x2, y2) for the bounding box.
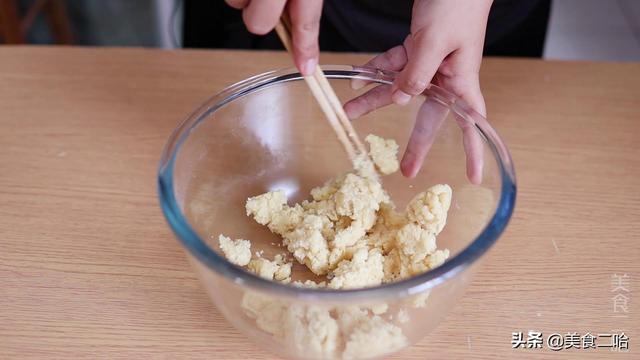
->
(364, 134, 399, 175)
(329, 248, 384, 290)
(396, 309, 410, 324)
(218, 134, 452, 359)
(248, 254, 292, 282)
(242, 137, 452, 286)
(218, 235, 252, 266)
(341, 314, 407, 360)
(241, 291, 407, 360)
(244, 178, 451, 286)
(406, 184, 453, 235)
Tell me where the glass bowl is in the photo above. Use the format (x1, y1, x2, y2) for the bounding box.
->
(158, 65, 516, 359)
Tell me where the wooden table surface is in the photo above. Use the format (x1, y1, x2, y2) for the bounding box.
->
(0, 46, 638, 359)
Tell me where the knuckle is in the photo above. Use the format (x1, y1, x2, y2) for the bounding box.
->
(411, 26, 440, 46)
(296, 19, 320, 33)
(382, 50, 397, 65)
(361, 94, 375, 109)
(455, 116, 473, 132)
(413, 121, 429, 136)
(390, 45, 407, 62)
(401, 76, 429, 95)
(293, 40, 317, 56)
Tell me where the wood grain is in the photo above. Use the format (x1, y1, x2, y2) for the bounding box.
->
(0, 46, 638, 359)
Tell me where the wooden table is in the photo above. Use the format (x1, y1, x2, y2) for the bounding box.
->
(1, 47, 638, 359)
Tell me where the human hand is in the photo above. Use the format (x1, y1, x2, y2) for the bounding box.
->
(344, 0, 493, 184)
(225, 0, 323, 76)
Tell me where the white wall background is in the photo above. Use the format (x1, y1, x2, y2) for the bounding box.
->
(544, 0, 640, 61)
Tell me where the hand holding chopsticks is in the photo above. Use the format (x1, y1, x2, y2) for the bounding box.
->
(275, 15, 366, 164)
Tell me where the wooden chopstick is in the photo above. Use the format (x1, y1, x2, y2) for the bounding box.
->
(311, 66, 366, 155)
(274, 16, 365, 162)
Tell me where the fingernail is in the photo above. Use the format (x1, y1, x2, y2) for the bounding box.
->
(351, 79, 366, 90)
(392, 90, 412, 106)
(301, 58, 317, 76)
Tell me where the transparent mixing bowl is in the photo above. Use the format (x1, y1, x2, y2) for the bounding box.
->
(158, 65, 516, 359)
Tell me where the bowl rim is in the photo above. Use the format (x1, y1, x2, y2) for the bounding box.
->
(157, 65, 517, 301)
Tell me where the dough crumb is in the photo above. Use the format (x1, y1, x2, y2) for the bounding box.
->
(396, 309, 410, 324)
(245, 190, 288, 226)
(342, 315, 408, 359)
(218, 235, 251, 266)
(283, 305, 339, 358)
(247, 254, 292, 282)
(411, 291, 431, 308)
(370, 303, 388, 315)
(365, 134, 400, 175)
(329, 248, 384, 289)
(292, 280, 327, 288)
(406, 184, 452, 235)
